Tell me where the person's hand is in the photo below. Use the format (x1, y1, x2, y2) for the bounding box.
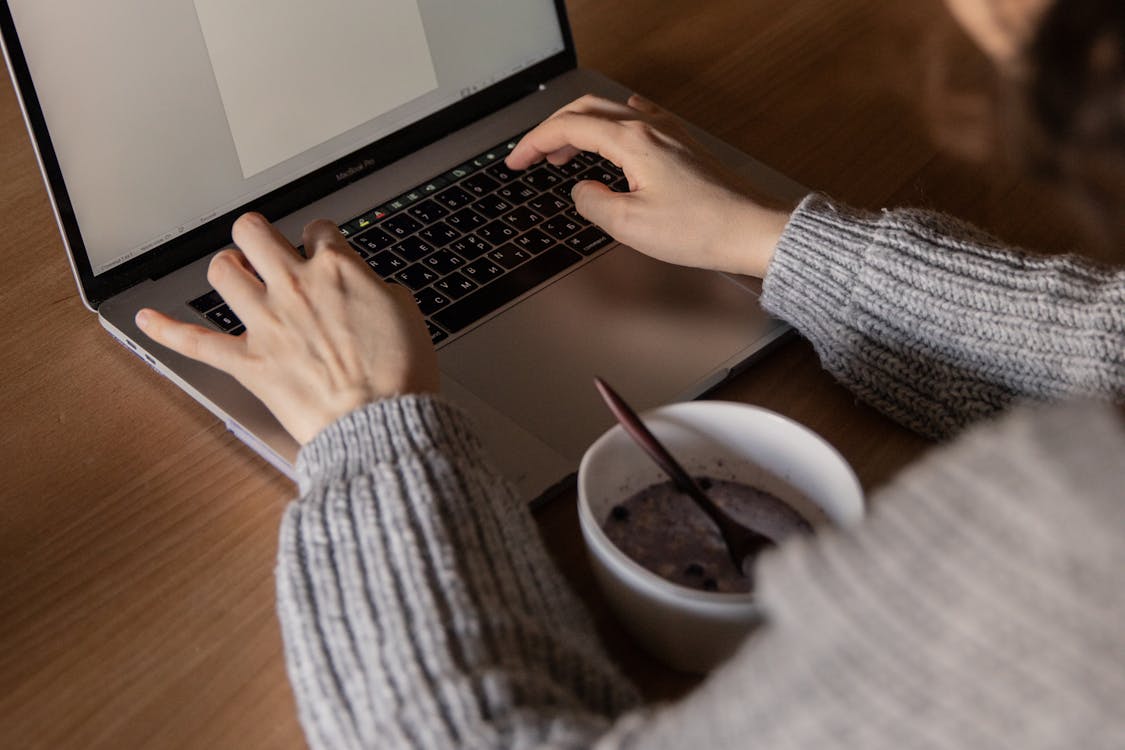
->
(506, 94, 791, 278)
(135, 213, 440, 445)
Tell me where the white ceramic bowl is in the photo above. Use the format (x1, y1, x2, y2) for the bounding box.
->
(578, 401, 864, 673)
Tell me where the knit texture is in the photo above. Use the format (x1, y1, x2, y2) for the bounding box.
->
(277, 196, 1125, 748)
(762, 194, 1125, 437)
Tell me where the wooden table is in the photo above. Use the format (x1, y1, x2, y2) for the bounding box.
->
(0, 1, 1097, 747)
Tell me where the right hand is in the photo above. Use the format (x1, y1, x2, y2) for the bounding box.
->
(506, 94, 792, 278)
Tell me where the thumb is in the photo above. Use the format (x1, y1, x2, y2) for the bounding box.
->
(571, 180, 632, 235)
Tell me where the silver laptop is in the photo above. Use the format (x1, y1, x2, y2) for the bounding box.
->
(2, 0, 804, 502)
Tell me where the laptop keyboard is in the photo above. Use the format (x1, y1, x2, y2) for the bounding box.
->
(188, 134, 625, 345)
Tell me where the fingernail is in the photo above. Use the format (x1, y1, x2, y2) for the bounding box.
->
(135, 309, 151, 328)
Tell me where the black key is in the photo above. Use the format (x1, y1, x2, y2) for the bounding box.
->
(348, 240, 372, 259)
(425, 321, 448, 345)
(393, 235, 437, 262)
(462, 257, 506, 284)
(566, 208, 589, 225)
(552, 179, 579, 200)
(522, 168, 561, 190)
(567, 227, 614, 255)
(394, 264, 440, 290)
(383, 214, 422, 238)
(577, 151, 600, 165)
(462, 173, 499, 197)
(488, 243, 532, 269)
(343, 208, 388, 236)
(414, 287, 451, 316)
(366, 250, 406, 278)
(478, 220, 518, 244)
(487, 162, 519, 183)
(433, 272, 477, 300)
(513, 229, 555, 254)
(228, 324, 246, 337)
(611, 177, 630, 192)
(352, 228, 395, 254)
(419, 177, 449, 196)
(474, 195, 513, 220)
(422, 249, 466, 275)
(443, 163, 477, 183)
(189, 289, 223, 314)
(418, 222, 460, 247)
(409, 199, 448, 223)
(549, 159, 588, 177)
(497, 180, 537, 204)
(436, 186, 473, 210)
(446, 207, 487, 231)
(528, 195, 568, 217)
(449, 235, 492, 260)
(502, 206, 544, 231)
(433, 246, 583, 333)
(423, 323, 445, 346)
(543, 216, 581, 240)
(206, 303, 242, 332)
(578, 166, 618, 187)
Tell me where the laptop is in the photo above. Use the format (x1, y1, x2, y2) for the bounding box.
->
(1, 0, 805, 502)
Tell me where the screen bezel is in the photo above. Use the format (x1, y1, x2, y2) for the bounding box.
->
(0, 1, 577, 309)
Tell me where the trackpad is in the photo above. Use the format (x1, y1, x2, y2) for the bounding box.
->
(437, 246, 780, 460)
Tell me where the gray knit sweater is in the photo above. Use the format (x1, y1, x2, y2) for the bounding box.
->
(277, 194, 1125, 749)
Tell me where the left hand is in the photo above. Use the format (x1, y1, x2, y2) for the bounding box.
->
(135, 212, 440, 445)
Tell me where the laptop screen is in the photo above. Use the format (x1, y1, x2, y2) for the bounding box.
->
(6, 1, 565, 278)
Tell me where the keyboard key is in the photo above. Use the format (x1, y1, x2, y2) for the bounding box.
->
(462, 257, 506, 284)
(383, 214, 422, 239)
(418, 222, 460, 247)
(488, 243, 532, 269)
(528, 195, 568, 217)
(446, 207, 487, 231)
(419, 177, 449, 196)
(523, 168, 561, 190)
(552, 179, 579, 200)
(462, 173, 499, 197)
(474, 195, 513, 220)
(228, 324, 246, 337)
(433, 271, 478, 300)
(206, 303, 242, 332)
(502, 206, 544, 231)
(414, 287, 451, 316)
(189, 289, 223, 314)
(436, 186, 474, 210)
(433, 246, 583, 333)
(567, 227, 614, 255)
(497, 180, 537, 204)
(450, 235, 492, 260)
(578, 166, 619, 187)
(425, 321, 448, 344)
(443, 163, 477, 183)
(612, 177, 630, 192)
(549, 159, 588, 177)
(394, 264, 440, 290)
(514, 229, 555, 254)
(409, 199, 448, 223)
(543, 216, 581, 240)
(477, 220, 518, 244)
(393, 236, 437, 262)
(366, 250, 405, 278)
(422, 249, 466, 275)
(352, 228, 395, 253)
(487, 162, 519, 183)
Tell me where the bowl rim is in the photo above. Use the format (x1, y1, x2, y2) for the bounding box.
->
(577, 400, 864, 610)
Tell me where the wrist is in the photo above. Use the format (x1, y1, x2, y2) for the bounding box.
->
(729, 202, 790, 278)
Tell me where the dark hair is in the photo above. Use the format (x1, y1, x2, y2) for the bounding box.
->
(1023, 0, 1125, 244)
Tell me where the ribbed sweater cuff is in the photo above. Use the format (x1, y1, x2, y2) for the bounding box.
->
(295, 395, 484, 494)
(762, 193, 882, 335)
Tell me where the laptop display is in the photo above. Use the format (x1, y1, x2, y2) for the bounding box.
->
(2, 0, 570, 305)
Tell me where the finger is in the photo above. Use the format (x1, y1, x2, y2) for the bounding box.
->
(627, 93, 661, 114)
(509, 97, 639, 170)
(230, 212, 302, 283)
(301, 219, 350, 259)
(571, 180, 635, 236)
(135, 308, 247, 374)
(507, 112, 631, 171)
(207, 249, 266, 322)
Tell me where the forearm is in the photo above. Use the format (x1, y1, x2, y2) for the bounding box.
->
(276, 395, 638, 749)
(762, 194, 1125, 437)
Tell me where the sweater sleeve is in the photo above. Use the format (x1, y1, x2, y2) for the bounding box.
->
(761, 194, 1125, 437)
(275, 395, 639, 750)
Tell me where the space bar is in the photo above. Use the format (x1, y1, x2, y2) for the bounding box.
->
(433, 246, 583, 334)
